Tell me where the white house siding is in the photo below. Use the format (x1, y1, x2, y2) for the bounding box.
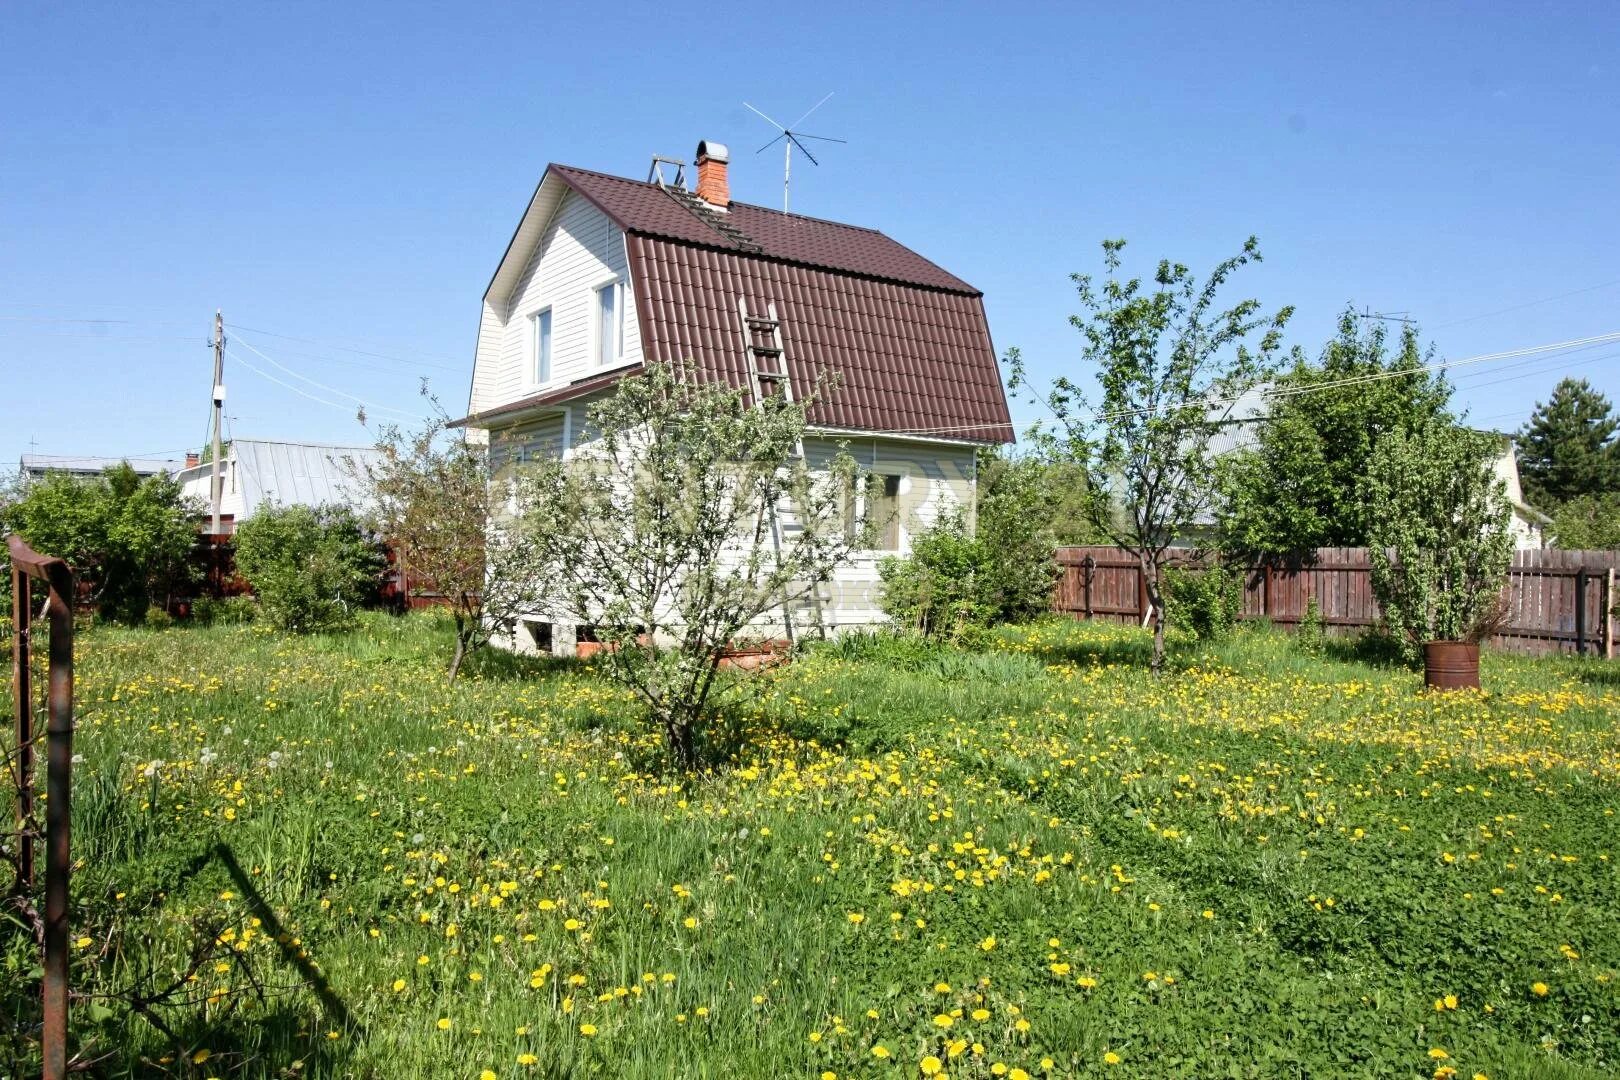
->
(471, 192, 643, 415)
(801, 436, 978, 628)
(490, 412, 569, 473)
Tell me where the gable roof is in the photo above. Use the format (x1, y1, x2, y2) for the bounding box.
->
(175, 439, 382, 514)
(470, 164, 1013, 444)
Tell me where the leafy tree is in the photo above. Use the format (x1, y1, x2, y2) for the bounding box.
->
(233, 503, 386, 633)
(1011, 237, 1292, 673)
(1550, 492, 1620, 550)
(364, 408, 546, 682)
(4, 463, 200, 621)
(1217, 308, 1452, 552)
(1517, 378, 1620, 508)
(517, 360, 860, 769)
(1365, 422, 1514, 662)
(878, 449, 1063, 638)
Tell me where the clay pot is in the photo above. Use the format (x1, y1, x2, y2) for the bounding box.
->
(1423, 641, 1480, 691)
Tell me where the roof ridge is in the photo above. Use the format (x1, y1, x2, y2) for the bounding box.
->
(551, 161, 888, 235)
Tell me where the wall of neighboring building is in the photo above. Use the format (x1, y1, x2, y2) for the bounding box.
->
(471, 191, 643, 415)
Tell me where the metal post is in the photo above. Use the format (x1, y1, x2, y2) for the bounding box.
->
(8, 535, 74, 1080)
(1082, 554, 1095, 619)
(1575, 568, 1589, 656)
(1605, 568, 1615, 660)
(10, 565, 32, 890)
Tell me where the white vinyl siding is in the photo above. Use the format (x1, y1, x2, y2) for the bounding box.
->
(473, 191, 642, 413)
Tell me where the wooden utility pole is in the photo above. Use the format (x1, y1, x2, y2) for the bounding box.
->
(210, 310, 225, 534)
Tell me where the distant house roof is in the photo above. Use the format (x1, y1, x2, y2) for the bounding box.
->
(176, 439, 382, 518)
(19, 453, 184, 479)
(463, 163, 1013, 444)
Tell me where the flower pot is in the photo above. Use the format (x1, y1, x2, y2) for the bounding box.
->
(1423, 641, 1479, 691)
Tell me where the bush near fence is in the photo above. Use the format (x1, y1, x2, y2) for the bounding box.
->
(1053, 545, 1619, 657)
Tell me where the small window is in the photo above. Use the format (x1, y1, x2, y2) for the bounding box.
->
(846, 474, 903, 550)
(596, 282, 622, 367)
(533, 309, 552, 384)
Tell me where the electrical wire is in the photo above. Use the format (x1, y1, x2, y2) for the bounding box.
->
(879, 330, 1620, 440)
(228, 336, 424, 421)
(223, 322, 463, 371)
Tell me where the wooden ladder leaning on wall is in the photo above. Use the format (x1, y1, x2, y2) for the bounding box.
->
(737, 297, 827, 644)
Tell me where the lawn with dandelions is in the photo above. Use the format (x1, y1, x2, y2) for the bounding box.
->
(4, 612, 1618, 1078)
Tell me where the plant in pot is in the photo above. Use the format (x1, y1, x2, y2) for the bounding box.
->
(1365, 421, 1515, 689)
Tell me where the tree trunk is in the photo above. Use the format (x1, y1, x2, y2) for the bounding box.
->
(447, 617, 468, 684)
(1143, 558, 1166, 675)
(666, 716, 697, 771)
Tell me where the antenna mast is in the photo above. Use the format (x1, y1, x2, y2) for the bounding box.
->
(743, 93, 847, 214)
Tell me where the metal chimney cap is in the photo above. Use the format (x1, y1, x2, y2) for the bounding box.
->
(696, 140, 730, 164)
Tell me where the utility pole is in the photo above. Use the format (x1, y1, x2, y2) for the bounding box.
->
(210, 310, 225, 534)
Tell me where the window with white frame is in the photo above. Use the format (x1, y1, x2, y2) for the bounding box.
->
(533, 308, 552, 384)
(596, 281, 623, 368)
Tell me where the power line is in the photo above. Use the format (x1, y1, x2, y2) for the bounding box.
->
(885, 329, 1620, 440)
(229, 336, 424, 420)
(222, 321, 463, 371)
(225, 348, 386, 419)
(1433, 277, 1620, 329)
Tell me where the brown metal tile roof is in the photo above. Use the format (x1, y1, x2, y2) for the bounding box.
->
(460, 164, 1012, 443)
(551, 165, 978, 293)
(628, 235, 1012, 443)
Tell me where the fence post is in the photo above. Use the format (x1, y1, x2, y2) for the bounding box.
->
(1082, 554, 1094, 619)
(10, 563, 33, 890)
(1575, 568, 1589, 656)
(7, 536, 75, 1080)
(1605, 568, 1615, 660)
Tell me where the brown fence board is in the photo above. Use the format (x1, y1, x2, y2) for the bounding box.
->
(1052, 546, 1620, 658)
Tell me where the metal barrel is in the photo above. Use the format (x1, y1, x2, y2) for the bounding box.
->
(1423, 641, 1480, 691)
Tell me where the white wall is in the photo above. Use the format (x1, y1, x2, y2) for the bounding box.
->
(471, 191, 642, 414)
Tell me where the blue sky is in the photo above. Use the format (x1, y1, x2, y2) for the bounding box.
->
(4, 1, 1617, 467)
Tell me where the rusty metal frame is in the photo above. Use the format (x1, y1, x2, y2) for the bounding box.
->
(8, 534, 75, 1080)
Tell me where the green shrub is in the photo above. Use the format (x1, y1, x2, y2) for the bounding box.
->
(1365, 423, 1514, 663)
(878, 512, 996, 642)
(3, 463, 200, 622)
(1163, 563, 1244, 641)
(1297, 596, 1326, 656)
(190, 594, 257, 626)
(233, 504, 385, 633)
(142, 605, 174, 630)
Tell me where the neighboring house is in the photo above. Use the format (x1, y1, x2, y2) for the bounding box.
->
(175, 438, 382, 534)
(19, 453, 184, 484)
(456, 140, 1013, 653)
(1183, 390, 1549, 549)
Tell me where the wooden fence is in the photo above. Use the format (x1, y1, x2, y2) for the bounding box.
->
(1053, 546, 1619, 658)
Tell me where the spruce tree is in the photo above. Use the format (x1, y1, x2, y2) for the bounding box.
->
(1517, 378, 1620, 509)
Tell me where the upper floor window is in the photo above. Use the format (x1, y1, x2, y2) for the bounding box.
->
(596, 281, 623, 368)
(533, 308, 552, 384)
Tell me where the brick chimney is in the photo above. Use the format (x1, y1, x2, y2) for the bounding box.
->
(694, 140, 730, 208)
(185, 452, 200, 468)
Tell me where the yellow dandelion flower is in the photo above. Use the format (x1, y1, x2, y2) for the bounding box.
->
(1104, 1051, 1121, 1065)
(579, 1023, 598, 1037)
(436, 1018, 452, 1031)
(920, 1056, 943, 1076)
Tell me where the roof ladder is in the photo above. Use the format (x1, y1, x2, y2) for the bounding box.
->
(738, 297, 827, 643)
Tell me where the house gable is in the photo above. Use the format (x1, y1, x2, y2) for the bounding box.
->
(469, 187, 642, 416)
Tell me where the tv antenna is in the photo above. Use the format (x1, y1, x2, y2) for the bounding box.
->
(743, 93, 846, 214)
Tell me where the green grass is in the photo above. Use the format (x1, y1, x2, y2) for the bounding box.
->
(3, 613, 1618, 1078)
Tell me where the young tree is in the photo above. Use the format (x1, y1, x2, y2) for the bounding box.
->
(518, 360, 860, 769)
(1011, 237, 1292, 672)
(233, 503, 386, 633)
(1365, 422, 1514, 663)
(5, 463, 200, 622)
(1517, 378, 1620, 509)
(1217, 308, 1452, 552)
(365, 409, 545, 682)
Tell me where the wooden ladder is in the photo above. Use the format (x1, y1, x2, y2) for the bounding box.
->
(738, 297, 827, 642)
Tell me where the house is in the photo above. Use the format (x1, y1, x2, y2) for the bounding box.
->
(456, 140, 1013, 653)
(18, 453, 185, 484)
(175, 438, 383, 534)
